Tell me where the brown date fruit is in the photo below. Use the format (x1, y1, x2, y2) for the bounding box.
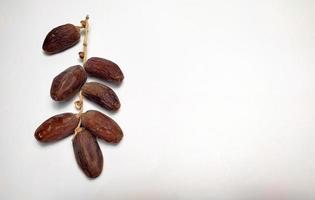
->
(81, 82, 120, 111)
(35, 113, 79, 142)
(42, 24, 81, 54)
(73, 128, 103, 178)
(84, 57, 124, 84)
(81, 110, 123, 143)
(51, 65, 87, 101)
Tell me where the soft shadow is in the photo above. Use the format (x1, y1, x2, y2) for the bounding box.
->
(105, 79, 124, 90)
(51, 97, 76, 110)
(34, 139, 60, 147)
(35, 135, 73, 147)
(84, 99, 121, 117)
(87, 76, 125, 89)
(37, 140, 56, 147)
(72, 161, 103, 180)
(41, 50, 62, 57)
(77, 57, 83, 64)
(97, 138, 124, 147)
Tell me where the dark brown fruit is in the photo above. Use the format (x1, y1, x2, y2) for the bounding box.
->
(51, 65, 87, 101)
(81, 110, 123, 143)
(35, 113, 79, 142)
(84, 57, 124, 84)
(73, 128, 103, 178)
(81, 82, 120, 111)
(42, 24, 81, 54)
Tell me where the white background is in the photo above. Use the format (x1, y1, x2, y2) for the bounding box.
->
(1, 0, 315, 199)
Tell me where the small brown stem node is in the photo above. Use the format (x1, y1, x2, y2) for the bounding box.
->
(79, 52, 84, 59)
(80, 20, 86, 28)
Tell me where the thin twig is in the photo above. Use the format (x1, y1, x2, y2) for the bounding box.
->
(74, 15, 89, 136)
(82, 15, 89, 64)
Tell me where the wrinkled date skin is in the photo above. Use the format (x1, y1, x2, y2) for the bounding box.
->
(73, 128, 103, 178)
(81, 82, 120, 111)
(51, 65, 87, 101)
(84, 57, 124, 84)
(42, 24, 81, 54)
(81, 110, 123, 143)
(35, 113, 79, 142)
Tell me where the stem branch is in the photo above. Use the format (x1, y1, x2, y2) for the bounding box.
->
(74, 15, 89, 136)
(82, 15, 89, 64)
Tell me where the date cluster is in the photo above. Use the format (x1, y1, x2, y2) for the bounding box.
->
(35, 20, 124, 178)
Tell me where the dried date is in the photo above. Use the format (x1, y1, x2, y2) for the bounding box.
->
(81, 82, 120, 111)
(73, 128, 103, 178)
(51, 65, 87, 101)
(42, 24, 81, 54)
(84, 57, 124, 84)
(81, 110, 123, 143)
(34, 113, 79, 142)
